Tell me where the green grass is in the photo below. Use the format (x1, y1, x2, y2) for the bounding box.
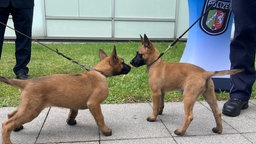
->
(0, 42, 254, 107)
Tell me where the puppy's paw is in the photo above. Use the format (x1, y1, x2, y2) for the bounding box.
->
(174, 129, 185, 136)
(212, 127, 222, 134)
(146, 116, 156, 122)
(102, 128, 112, 136)
(158, 110, 163, 115)
(66, 119, 77, 125)
(159, 106, 164, 115)
(14, 125, 24, 132)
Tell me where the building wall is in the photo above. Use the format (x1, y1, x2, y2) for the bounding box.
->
(4, 0, 189, 40)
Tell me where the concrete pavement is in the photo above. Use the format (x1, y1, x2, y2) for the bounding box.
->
(1, 100, 256, 144)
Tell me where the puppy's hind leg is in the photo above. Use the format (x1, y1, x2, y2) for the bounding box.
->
(7, 109, 24, 131)
(7, 109, 18, 119)
(2, 106, 44, 144)
(66, 109, 78, 125)
(174, 87, 199, 136)
(203, 80, 222, 134)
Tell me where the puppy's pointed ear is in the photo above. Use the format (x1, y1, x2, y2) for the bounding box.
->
(110, 45, 119, 64)
(143, 34, 151, 48)
(99, 49, 108, 61)
(140, 34, 144, 45)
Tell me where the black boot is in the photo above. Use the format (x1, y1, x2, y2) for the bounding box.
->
(222, 99, 249, 117)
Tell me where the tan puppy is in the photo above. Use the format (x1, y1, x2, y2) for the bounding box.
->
(130, 34, 243, 136)
(0, 47, 131, 144)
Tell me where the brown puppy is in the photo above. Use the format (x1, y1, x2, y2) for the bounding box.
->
(130, 34, 243, 136)
(1, 47, 131, 144)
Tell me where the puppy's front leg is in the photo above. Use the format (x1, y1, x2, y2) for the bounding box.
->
(147, 92, 160, 122)
(66, 109, 78, 125)
(159, 93, 165, 115)
(88, 103, 112, 136)
(174, 94, 195, 136)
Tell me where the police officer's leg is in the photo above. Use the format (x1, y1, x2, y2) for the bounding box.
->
(0, 7, 10, 59)
(222, 0, 256, 117)
(11, 7, 34, 77)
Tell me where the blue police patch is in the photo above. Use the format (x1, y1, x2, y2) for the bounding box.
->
(200, 0, 232, 36)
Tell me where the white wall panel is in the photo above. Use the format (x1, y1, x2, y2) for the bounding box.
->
(46, 20, 112, 38)
(45, 0, 79, 17)
(79, 0, 112, 17)
(115, 21, 174, 38)
(176, 0, 189, 38)
(115, 0, 176, 18)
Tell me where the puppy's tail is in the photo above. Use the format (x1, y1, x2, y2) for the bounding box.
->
(0, 76, 27, 89)
(206, 69, 244, 78)
(212, 69, 244, 76)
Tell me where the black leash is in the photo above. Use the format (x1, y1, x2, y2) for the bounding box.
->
(150, 0, 219, 65)
(0, 21, 92, 71)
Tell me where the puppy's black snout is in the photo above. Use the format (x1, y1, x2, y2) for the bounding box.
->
(130, 53, 145, 67)
(119, 63, 131, 75)
(130, 59, 135, 66)
(130, 53, 139, 67)
(124, 64, 131, 74)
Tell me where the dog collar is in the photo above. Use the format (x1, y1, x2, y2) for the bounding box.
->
(92, 69, 109, 77)
(148, 54, 162, 67)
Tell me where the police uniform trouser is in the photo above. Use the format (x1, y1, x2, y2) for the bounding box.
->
(229, 0, 256, 101)
(0, 5, 33, 75)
